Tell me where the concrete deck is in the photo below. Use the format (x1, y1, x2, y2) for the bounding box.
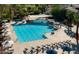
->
(7, 22, 77, 54)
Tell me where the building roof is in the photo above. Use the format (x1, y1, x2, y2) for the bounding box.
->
(72, 5, 79, 8)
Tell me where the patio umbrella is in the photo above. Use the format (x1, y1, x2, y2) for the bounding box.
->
(2, 40, 14, 48)
(46, 49, 57, 54)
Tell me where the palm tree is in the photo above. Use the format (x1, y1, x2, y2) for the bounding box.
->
(66, 10, 74, 33)
(66, 7, 79, 44)
(73, 13, 79, 44)
(76, 22, 79, 44)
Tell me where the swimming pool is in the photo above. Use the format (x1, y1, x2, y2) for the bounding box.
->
(12, 20, 54, 43)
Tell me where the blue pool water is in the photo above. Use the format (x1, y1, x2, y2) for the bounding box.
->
(12, 20, 54, 43)
(33, 19, 48, 24)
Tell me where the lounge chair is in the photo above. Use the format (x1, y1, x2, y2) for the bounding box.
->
(30, 47, 35, 54)
(1, 31, 11, 38)
(0, 46, 4, 54)
(22, 20, 27, 24)
(62, 46, 72, 54)
(35, 46, 41, 54)
(70, 32, 75, 38)
(42, 35, 47, 39)
(41, 45, 47, 53)
(11, 21, 16, 25)
(0, 31, 4, 34)
(51, 32, 54, 35)
(0, 35, 4, 40)
(4, 49, 14, 54)
(16, 21, 22, 25)
(1, 29, 6, 33)
(41, 45, 47, 49)
(23, 47, 33, 54)
(23, 50, 27, 54)
(1, 31, 8, 36)
(2, 23, 9, 27)
(53, 26, 58, 30)
(45, 44, 51, 50)
(2, 25, 8, 29)
(0, 26, 2, 29)
(23, 48, 28, 54)
(48, 26, 53, 29)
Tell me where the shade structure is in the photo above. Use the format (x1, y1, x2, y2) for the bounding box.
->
(28, 14, 53, 20)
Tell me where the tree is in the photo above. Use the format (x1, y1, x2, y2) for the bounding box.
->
(73, 13, 79, 44)
(0, 4, 48, 21)
(51, 5, 66, 22)
(66, 8, 79, 44)
(66, 9, 75, 33)
(0, 4, 13, 21)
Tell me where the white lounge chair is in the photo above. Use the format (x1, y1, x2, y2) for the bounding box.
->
(11, 21, 16, 25)
(22, 19, 27, 24)
(4, 32, 11, 37)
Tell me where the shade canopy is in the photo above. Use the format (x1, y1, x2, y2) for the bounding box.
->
(28, 14, 53, 20)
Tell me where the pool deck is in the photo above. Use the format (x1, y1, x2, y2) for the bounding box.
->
(7, 23, 77, 54)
